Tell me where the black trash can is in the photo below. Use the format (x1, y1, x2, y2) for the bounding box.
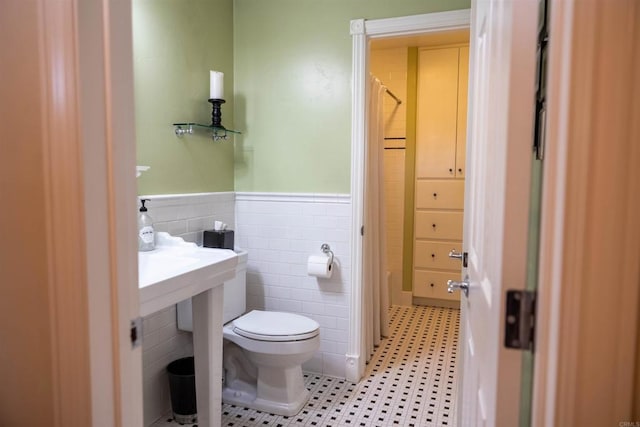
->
(167, 357, 197, 424)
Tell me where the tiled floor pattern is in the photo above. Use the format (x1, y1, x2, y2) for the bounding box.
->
(153, 305, 459, 427)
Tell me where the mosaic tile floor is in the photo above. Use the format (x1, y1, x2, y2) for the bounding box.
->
(153, 305, 460, 427)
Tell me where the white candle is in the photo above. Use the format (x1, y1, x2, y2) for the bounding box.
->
(209, 70, 224, 99)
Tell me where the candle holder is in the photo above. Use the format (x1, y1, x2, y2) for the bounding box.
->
(173, 97, 240, 142)
(208, 98, 226, 128)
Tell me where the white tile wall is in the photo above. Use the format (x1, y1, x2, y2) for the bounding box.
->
(142, 306, 193, 426)
(139, 192, 235, 426)
(371, 47, 408, 304)
(235, 192, 352, 378)
(384, 150, 406, 305)
(370, 47, 408, 142)
(139, 192, 235, 246)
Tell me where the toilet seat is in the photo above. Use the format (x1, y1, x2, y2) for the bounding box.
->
(232, 310, 319, 342)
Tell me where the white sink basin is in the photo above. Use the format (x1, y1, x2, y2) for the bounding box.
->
(139, 251, 200, 287)
(138, 232, 238, 316)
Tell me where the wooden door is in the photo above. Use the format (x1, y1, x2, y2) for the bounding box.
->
(457, 0, 538, 425)
(1, 0, 143, 425)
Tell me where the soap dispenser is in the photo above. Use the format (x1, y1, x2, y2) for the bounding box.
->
(138, 199, 155, 251)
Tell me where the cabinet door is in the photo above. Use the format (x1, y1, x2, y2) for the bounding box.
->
(415, 48, 459, 178)
(415, 180, 465, 210)
(455, 46, 469, 178)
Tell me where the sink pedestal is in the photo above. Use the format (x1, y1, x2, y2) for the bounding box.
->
(192, 286, 224, 426)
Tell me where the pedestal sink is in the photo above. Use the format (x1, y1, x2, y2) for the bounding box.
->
(138, 232, 237, 316)
(138, 232, 238, 426)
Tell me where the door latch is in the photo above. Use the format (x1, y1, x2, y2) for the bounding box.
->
(504, 290, 536, 351)
(448, 249, 468, 267)
(131, 317, 143, 349)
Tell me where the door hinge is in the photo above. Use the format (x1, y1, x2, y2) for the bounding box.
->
(131, 317, 143, 349)
(360, 225, 364, 236)
(504, 290, 536, 351)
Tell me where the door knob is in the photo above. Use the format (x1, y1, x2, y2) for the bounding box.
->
(448, 249, 463, 259)
(447, 279, 469, 297)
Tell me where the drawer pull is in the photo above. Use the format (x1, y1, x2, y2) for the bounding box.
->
(432, 223, 437, 229)
(431, 253, 436, 258)
(449, 168, 454, 174)
(458, 168, 463, 174)
(430, 283, 435, 288)
(433, 192, 438, 198)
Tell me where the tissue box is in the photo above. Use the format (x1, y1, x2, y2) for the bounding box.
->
(203, 230, 234, 249)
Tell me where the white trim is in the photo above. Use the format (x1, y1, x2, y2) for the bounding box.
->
(398, 291, 414, 307)
(348, 9, 471, 383)
(365, 10, 471, 39)
(347, 17, 367, 383)
(103, 0, 144, 424)
(140, 191, 236, 206)
(141, 191, 236, 200)
(235, 192, 351, 204)
(140, 191, 351, 209)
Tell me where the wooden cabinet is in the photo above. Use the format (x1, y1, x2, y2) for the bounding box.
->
(415, 46, 468, 178)
(414, 270, 459, 300)
(415, 211, 463, 240)
(415, 180, 465, 209)
(412, 45, 468, 306)
(414, 241, 464, 271)
(456, 47, 469, 178)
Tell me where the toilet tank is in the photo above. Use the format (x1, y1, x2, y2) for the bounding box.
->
(177, 249, 248, 331)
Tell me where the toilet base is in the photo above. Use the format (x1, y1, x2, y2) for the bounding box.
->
(221, 332, 319, 417)
(222, 383, 310, 416)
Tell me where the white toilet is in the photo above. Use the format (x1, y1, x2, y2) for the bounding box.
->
(177, 250, 320, 417)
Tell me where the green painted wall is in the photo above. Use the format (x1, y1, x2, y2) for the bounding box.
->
(133, 0, 235, 195)
(233, 0, 470, 193)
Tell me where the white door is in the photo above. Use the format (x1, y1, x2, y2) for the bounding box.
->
(454, 0, 539, 425)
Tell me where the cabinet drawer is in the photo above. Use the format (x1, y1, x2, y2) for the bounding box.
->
(413, 270, 460, 301)
(416, 180, 464, 210)
(415, 211, 463, 240)
(414, 241, 463, 270)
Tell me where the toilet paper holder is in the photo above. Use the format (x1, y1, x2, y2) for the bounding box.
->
(320, 243, 334, 266)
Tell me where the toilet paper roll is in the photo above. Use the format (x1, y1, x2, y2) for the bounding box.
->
(307, 255, 333, 279)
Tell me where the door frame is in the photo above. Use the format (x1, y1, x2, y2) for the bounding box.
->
(533, 1, 640, 424)
(79, 1, 143, 425)
(348, 9, 471, 382)
(2, 0, 141, 425)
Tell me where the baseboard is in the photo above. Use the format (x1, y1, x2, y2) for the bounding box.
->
(398, 291, 413, 307)
(390, 283, 413, 306)
(345, 354, 362, 383)
(412, 297, 461, 309)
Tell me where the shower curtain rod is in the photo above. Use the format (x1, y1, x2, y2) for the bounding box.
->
(385, 88, 402, 105)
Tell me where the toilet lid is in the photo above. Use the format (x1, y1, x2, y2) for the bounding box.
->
(232, 310, 320, 342)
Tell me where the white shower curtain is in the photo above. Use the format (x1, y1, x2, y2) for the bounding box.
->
(363, 75, 390, 362)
